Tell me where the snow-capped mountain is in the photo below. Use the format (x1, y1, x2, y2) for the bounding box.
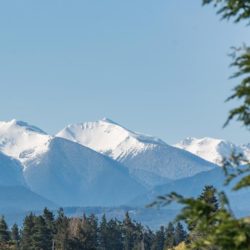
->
(0, 119, 51, 166)
(24, 137, 145, 206)
(0, 119, 145, 206)
(57, 118, 216, 187)
(57, 118, 166, 160)
(175, 137, 250, 165)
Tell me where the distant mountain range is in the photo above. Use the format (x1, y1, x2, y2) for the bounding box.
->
(0, 118, 249, 221)
(175, 137, 250, 165)
(57, 118, 216, 187)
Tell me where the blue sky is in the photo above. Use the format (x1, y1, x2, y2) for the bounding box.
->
(0, 0, 249, 144)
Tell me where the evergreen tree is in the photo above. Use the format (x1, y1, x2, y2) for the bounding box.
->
(165, 222, 175, 248)
(143, 227, 154, 250)
(11, 223, 19, 242)
(73, 215, 98, 250)
(20, 213, 35, 250)
(199, 185, 218, 212)
(152, 226, 165, 250)
(132, 222, 144, 250)
(174, 222, 186, 245)
(0, 216, 10, 243)
(32, 216, 51, 250)
(11, 223, 20, 249)
(42, 208, 54, 248)
(106, 219, 123, 250)
(98, 215, 108, 250)
(88, 214, 98, 249)
(43, 207, 55, 232)
(122, 212, 136, 250)
(54, 208, 69, 250)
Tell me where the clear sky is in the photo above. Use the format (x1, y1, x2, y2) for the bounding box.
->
(0, 0, 249, 145)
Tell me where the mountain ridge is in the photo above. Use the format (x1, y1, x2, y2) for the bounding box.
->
(175, 136, 250, 165)
(57, 118, 217, 187)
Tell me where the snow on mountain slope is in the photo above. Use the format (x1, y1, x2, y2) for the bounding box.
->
(57, 118, 166, 160)
(24, 137, 146, 206)
(0, 151, 26, 186)
(57, 119, 216, 187)
(0, 120, 51, 165)
(175, 137, 250, 165)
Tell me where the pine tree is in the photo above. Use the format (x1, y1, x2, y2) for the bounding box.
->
(106, 219, 123, 250)
(11, 223, 20, 249)
(43, 207, 55, 232)
(42, 207, 54, 248)
(152, 226, 165, 250)
(54, 208, 69, 250)
(122, 212, 136, 250)
(77, 214, 98, 250)
(98, 215, 108, 250)
(174, 222, 186, 245)
(0, 216, 10, 243)
(32, 216, 51, 250)
(67, 214, 98, 250)
(88, 214, 98, 249)
(199, 185, 218, 212)
(20, 213, 35, 250)
(143, 227, 154, 250)
(165, 222, 175, 248)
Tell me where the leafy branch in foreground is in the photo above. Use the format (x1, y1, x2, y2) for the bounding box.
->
(222, 152, 250, 190)
(151, 184, 250, 249)
(224, 46, 250, 129)
(150, 154, 250, 249)
(202, 0, 250, 23)
(152, 1, 250, 249)
(202, 1, 250, 129)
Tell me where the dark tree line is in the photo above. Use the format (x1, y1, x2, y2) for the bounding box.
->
(0, 208, 187, 250)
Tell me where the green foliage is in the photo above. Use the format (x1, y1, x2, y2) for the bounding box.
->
(0, 216, 10, 243)
(122, 211, 140, 250)
(98, 215, 109, 250)
(20, 213, 35, 250)
(104, 218, 123, 250)
(165, 222, 175, 248)
(54, 208, 69, 250)
(198, 186, 219, 212)
(11, 224, 19, 242)
(11, 223, 19, 249)
(202, 0, 250, 23)
(32, 216, 51, 250)
(0, 209, 186, 250)
(174, 223, 187, 246)
(201, 1, 250, 129)
(225, 46, 250, 128)
(153, 226, 165, 250)
(150, 2, 250, 248)
(152, 187, 250, 249)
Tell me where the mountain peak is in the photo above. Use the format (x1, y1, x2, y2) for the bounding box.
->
(175, 137, 250, 165)
(100, 117, 118, 124)
(0, 119, 47, 135)
(57, 119, 167, 159)
(0, 119, 51, 163)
